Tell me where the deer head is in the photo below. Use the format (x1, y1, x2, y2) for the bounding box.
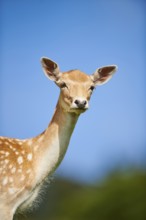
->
(41, 57, 117, 114)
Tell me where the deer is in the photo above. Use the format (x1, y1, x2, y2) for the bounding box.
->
(0, 57, 117, 220)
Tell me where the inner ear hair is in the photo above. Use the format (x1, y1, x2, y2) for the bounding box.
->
(41, 57, 61, 81)
(41, 57, 58, 73)
(98, 66, 117, 76)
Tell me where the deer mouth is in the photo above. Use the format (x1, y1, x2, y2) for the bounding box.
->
(70, 106, 88, 114)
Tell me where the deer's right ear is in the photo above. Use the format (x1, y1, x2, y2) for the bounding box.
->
(41, 57, 62, 81)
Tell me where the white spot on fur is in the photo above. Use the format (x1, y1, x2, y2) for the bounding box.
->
(9, 164, 13, 169)
(5, 152, 10, 156)
(17, 156, 23, 164)
(27, 139, 33, 146)
(9, 145, 16, 151)
(9, 177, 13, 183)
(0, 150, 5, 154)
(26, 169, 31, 174)
(18, 169, 22, 173)
(11, 167, 16, 174)
(4, 159, 9, 164)
(8, 187, 15, 194)
(2, 177, 8, 185)
(15, 151, 19, 155)
(27, 153, 32, 161)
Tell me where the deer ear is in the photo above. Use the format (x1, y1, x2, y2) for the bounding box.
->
(41, 57, 62, 81)
(91, 65, 118, 86)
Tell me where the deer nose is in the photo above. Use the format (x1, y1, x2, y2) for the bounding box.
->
(74, 99, 87, 109)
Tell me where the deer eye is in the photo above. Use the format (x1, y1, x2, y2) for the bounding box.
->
(89, 86, 95, 91)
(60, 82, 68, 89)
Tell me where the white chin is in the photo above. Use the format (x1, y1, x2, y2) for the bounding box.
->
(69, 107, 88, 114)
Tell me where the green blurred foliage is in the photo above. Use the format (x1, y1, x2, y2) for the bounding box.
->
(15, 169, 146, 220)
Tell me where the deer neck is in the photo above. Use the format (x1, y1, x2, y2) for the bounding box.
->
(33, 100, 79, 183)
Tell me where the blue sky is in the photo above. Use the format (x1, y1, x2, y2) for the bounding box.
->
(0, 0, 146, 183)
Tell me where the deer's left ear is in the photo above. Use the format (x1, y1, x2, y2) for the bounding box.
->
(91, 65, 118, 86)
(41, 57, 62, 81)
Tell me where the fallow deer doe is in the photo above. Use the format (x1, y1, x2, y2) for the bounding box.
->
(0, 57, 117, 220)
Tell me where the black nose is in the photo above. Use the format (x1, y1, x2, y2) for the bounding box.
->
(74, 99, 87, 109)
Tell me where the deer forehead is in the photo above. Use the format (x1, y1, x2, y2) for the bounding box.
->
(61, 70, 92, 84)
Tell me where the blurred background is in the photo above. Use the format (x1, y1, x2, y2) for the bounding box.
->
(0, 0, 146, 219)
